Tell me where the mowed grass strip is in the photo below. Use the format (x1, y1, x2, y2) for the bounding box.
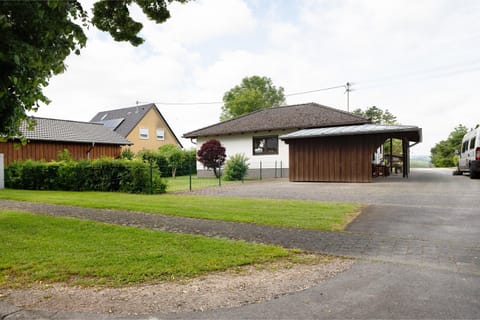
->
(0, 189, 361, 231)
(0, 210, 292, 288)
(164, 175, 240, 192)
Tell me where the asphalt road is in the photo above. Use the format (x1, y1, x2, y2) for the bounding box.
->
(1, 168, 479, 319)
(166, 168, 480, 319)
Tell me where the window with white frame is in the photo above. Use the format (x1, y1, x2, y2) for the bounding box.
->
(253, 136, 279, 155)
(139, 127, 149, 139)
(156, 129, 165, 140)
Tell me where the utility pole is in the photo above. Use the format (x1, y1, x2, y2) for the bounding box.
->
(345, 82, 351, 112)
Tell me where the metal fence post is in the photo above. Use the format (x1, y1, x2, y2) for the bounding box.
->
(280, 160, 283, 178)
(218, 165, 222, 186)
(0, 153, 4, 189)
(189, 159, 192, 191)
(259, 161, 262, 180)
(149, 160, 153, 194)
(275, 160, 277, 178)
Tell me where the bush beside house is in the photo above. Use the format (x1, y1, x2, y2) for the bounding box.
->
(224, 154, 249, 181)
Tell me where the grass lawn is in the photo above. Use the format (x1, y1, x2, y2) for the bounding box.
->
(0, 189, 361, 231)
(163, 175, 242, 192)
(0, 210, 294, 288)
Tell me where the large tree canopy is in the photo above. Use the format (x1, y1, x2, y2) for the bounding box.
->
(431, 124, 469, 167)
(352, 106, 397, 125)
(353, 106, 401, 156)
(220, 75, 286, 121)
(0, 0, 187, 138)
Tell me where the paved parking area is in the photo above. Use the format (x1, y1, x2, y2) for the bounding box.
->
(179, 168, 480, 273)
(170, 168, 480, 319)
(1, 168, 479, 319)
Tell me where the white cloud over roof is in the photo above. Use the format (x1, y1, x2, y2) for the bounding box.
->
(35, 0, 480, 155)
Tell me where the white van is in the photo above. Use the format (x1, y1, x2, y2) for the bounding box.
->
(457, 127, 480, 179)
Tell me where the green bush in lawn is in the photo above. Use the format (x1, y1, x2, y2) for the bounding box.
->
(5, 159, 166, 194)
(224, 154, 249, 181)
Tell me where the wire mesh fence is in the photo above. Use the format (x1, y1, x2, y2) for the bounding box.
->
(163, 160, 287, 193)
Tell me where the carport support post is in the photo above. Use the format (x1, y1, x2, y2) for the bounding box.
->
(389, 138, 393, 174)
(402, 138, 408, 178)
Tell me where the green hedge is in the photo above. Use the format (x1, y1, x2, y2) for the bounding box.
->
(5, 159, 166, 194)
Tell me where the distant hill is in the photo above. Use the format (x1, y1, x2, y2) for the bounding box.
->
(410, 155, 432, 168)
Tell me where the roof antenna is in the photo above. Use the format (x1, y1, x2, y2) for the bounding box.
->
(135, 100, 139, 113)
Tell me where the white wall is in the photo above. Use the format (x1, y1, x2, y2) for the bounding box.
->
(196, 130, 293, 170)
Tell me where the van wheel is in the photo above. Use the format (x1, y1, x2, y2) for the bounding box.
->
(453, 168, 462, 176)
(470, 169, 479, 179)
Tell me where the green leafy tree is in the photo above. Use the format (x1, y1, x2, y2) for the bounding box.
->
(119, 148, 135, 160)
(220, 76, 286, 121)
(0, 0, 187, 138)
(353, 106, 402, 158)
(158, 144, 184, 178)
(352, 106, 397, 125)
(431, 125, 469, 167)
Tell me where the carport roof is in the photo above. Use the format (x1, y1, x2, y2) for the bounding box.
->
(280, 124, 422, 142)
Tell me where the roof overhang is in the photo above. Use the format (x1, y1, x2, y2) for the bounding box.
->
(280, 124, 422, 143)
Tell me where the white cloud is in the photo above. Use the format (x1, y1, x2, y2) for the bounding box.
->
(36, 0, 480, 154)
(141, 0, 256, 47)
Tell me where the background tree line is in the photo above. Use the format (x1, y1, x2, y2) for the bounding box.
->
(430, 125, 471, 167)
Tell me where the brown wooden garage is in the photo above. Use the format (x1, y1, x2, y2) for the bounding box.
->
(281, 124, 422, 182)
(0, 117, 132, 166)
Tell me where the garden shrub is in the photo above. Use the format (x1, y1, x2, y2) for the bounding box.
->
(224, 154, 249, 181)
(177, 149, 197, 176)
(5, 159, 166, 194)
(137, 147, 196, 177)
(119, 148, 135, 160)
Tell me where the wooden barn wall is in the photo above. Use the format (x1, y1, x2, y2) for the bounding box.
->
(0, 141, 122, 166)
(288, 136, 384, 182)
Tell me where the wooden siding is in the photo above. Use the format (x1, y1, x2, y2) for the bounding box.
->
(0, 141, 122, 166)
(288, 135, 384, 182)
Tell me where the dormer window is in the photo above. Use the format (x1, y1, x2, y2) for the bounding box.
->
(139, 127, 149, 139)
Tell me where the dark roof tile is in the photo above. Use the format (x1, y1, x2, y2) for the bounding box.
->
(183, 103, 369, 138)
(91, 103, 183, 147)
(90, 104, 154, 137)
(20, 118, 132, 145)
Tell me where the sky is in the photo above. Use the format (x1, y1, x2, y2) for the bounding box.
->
(35, 0, 480, 156)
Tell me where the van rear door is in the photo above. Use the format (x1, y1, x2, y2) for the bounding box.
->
(459, 137, 470, 171)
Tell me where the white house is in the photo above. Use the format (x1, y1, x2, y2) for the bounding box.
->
(183, 103, 370, 178)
